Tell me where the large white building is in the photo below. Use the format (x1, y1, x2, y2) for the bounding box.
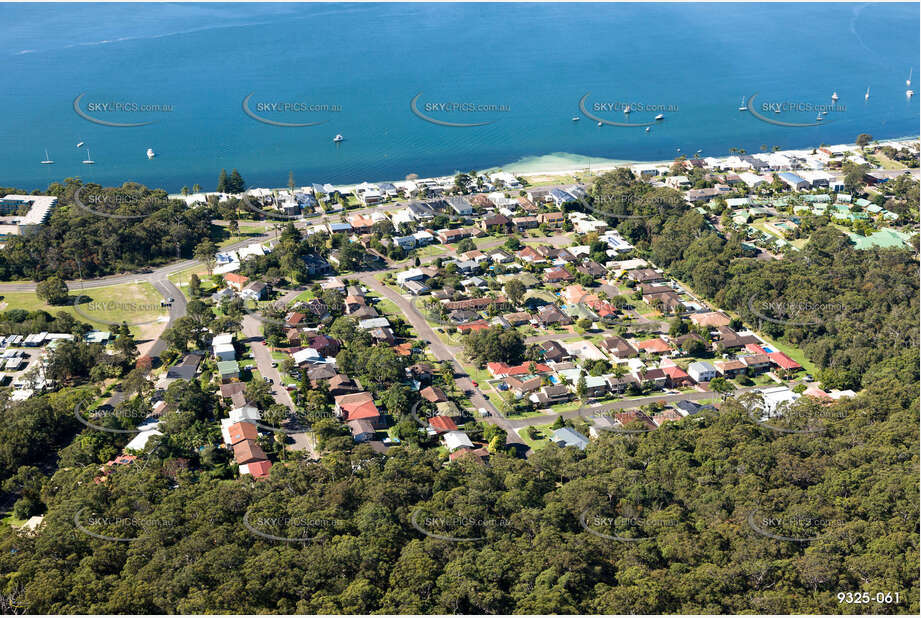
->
(0, 194, 57, 237)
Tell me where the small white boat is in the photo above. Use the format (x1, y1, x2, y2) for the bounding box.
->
(907, 69, 913, 87)
(333, 134, 344, 143)
(865, 87, 870, 100)
(821, 110, 828, 115)
(76, 141, 85, 148)
(738, 96, 747, 111)
(655, 113, 664, 120)
(597, 121, 602, 127)
(645, 127, 650, 133)
(831, 91, 839, 100)
(774, 108, 781, 114)
(82, 149, 95, 164)
(816, 114, 823, 121)
(571, 116, 580, 121)
(907, 89, 915, 97)
(40, 149, 54, 164)
(623, 105, 631, 114)
(146, 148, 156, 159)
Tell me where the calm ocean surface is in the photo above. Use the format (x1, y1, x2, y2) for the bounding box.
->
(1, 2, 918, 192)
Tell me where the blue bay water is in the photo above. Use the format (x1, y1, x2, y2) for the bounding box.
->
(0, 2, 918, 193)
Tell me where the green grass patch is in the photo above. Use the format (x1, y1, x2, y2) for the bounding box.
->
(0, 284, 167, 341)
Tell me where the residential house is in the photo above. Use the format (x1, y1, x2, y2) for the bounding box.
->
(531, 384, 572, 407)
(223, 272, 250, 292)
(167, 353, 203, 380)
(544, 267, 575, 284)
(662, 365, 692, 387)
(714, 359, 747, 378)
(536, 303, 571, 326)
(628, 268, 665, 284)
(687, 361, 717, 383)
(334, 392, 383, 427)
(614, 410, 657, 431)
(443, 430, 475, 452)
(479, 213, 511, 233)
(217, 360, 240, 382)
(635, 337, 672, 355)
(420, 385, 448, 403)
(540, 340, 569, 363)
(428, 416, 458, 434)
(600, 335, 637, 359)
(513, 216, 539, 231)
(551, 427, 589, 450)
(233, 439, 267, 465)
(537, 211, 566, 227)
(347, 419, 376, 443)
(740, 353, 771, 373)
(241, 281, 267, 301)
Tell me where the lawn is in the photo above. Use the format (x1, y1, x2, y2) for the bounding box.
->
(517, 422, 557, 450)
(0, 284, 168, 341)
(168, 264, 216, 292)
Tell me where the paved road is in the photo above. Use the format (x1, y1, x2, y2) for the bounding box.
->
(357, 272, 527, 450)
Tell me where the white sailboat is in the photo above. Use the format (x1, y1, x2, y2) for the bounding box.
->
(655, 113, 664, 120)
(82, 149, 95, 164)
(571, 116, 580, 121)
(865, 87, 870, 100)
(333, 134, 344, 143)
(907, 68, 913, 87)
(146, 148, 156, 159)
(76, 141, 85, 148)
(831, 91, 839, 101)
(738, 96, 747, 111)
(40, 149, 54, 164)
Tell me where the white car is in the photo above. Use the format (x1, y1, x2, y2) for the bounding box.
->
(478, 407, 489, 417)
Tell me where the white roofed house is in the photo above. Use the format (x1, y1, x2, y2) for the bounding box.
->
(396, 268, 427, 287)
(442, 430, 475, 452)
(489, 171, 521, 188)
(738, 172, 768, 188)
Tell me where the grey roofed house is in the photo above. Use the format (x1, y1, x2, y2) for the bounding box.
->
(443, 430, 475, 452)
(404, 280, 430, 295)
(540, 340, 569, 362)
(407, 201, 435, 219)
(446, 196, 473, 215)
(349, 305, 379, 320)
(674, 400, 707, 415)
(449, 309, 480, 324)
(551, 427, 589, 450)
(358, 317, 390, 329)
(166, 353, 203, 380)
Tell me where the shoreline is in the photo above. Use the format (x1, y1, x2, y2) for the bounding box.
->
(178, 135, 919, 198)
